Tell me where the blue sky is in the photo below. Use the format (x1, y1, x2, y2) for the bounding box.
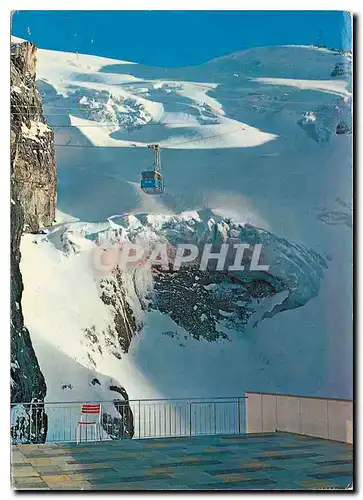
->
(12, 10, 352, 67)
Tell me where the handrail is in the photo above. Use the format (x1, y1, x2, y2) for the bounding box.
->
(11, 395, 247, 406)
(245, 391, 352, 403)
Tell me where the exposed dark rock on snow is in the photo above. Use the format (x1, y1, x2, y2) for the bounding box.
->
(331, 61, 352, 77)
(11, 42, 56, 442)
(297, 107, 340, 144)
(102, 385, 134, 439)
(153, 266, 285, 341)
(99, 267, 141, 354)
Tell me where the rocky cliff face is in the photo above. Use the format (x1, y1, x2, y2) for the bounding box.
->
(11, 42, 57, 232)
(11, 42, 57, 443)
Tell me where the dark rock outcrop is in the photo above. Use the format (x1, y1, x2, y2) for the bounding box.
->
(99, 267, 140, 354)
(11, 41, 57, 232)
(153, 266, 285, 342)
(102, 385, 135, 439)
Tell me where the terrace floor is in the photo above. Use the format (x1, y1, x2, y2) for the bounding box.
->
(11, 432, 353, 491)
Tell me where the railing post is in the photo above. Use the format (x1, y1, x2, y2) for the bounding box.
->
(214, 402, 217, 435)
(189, 402, 192, 436)
(138, 400, 141, 439)
(164, 404, 166, 437)
(29, 403, 33, 443)
(237, 397, 241, 434)
(169, 404, 172, 437)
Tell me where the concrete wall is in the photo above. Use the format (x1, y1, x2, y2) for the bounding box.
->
(246, 392, 353, 444)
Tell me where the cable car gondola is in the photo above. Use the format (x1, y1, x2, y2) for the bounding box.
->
(141, 144, 164, 194)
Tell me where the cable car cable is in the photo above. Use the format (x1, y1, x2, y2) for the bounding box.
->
(52, 125, 245, 149)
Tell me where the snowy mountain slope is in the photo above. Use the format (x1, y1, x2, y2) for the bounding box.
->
(31, 42, 351, 234)
(15, 38, 352, 419)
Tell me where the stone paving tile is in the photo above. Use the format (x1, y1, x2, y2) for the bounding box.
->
(107, 461, 168, 473)
(131, 470, 177, 481)
(31, 447, 90, 455)
(136, 437, 194, 444)
(53, 445, 94, 455)
(299, 478, 349, 489)
(43, 478, 93, 490)
(87, 474, 173, 485)
(221, 433, 277, 440)
(22, 457, 58, 465)
(95, 451, 146, 458)
(196, 477, 278, 489)
(211, 442, 263, 448)
(163, 449, 234, 458)
(65, 469, 122, 480)
(144, 484, 192, 490)
(81, 456, 154, 466)
(13, 477, 51, 490)
(257, 452, 323, 461)
(13, 476, 47, 485)
(67, 451, 145, 460)
(265, 482, 305, 491)
(143, 483, 196, 491)
(28, 457, 77, 466)
(222, 473, 269, 483)
(309, 469, 353, 480)
(314, 466, 353, 476)
(93, 482, 152, 490)
(207, 465, 284, 476)
(41, 474, 75, 484)
(312, 465, 353, 475)
(336, 453, 353, 461)
(276, 464, 339, 476)
(38, 468, 111, 476)
(154, 458, 224, 468)
(12, 462, 36, 469)
(260, 444, 321, 452)
(262, 468, 318, 484)
(132, 446, 190, 453)
(60, 462, 115, 471)
(316, 459, 353, 466)
(78, 459, 151, 470)
(165, 468, 216, 484)
(48, 482, 92, 490)
(320, 477, 352, 489)
(31, 465, 64, 474)
(14, 484, 51, 490)
(12, 466, 40, 478)
(11, 454, 27, 464)
(69, 444, 141, 453)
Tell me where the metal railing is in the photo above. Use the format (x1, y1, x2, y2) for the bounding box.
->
(11, 396, 246, 444)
